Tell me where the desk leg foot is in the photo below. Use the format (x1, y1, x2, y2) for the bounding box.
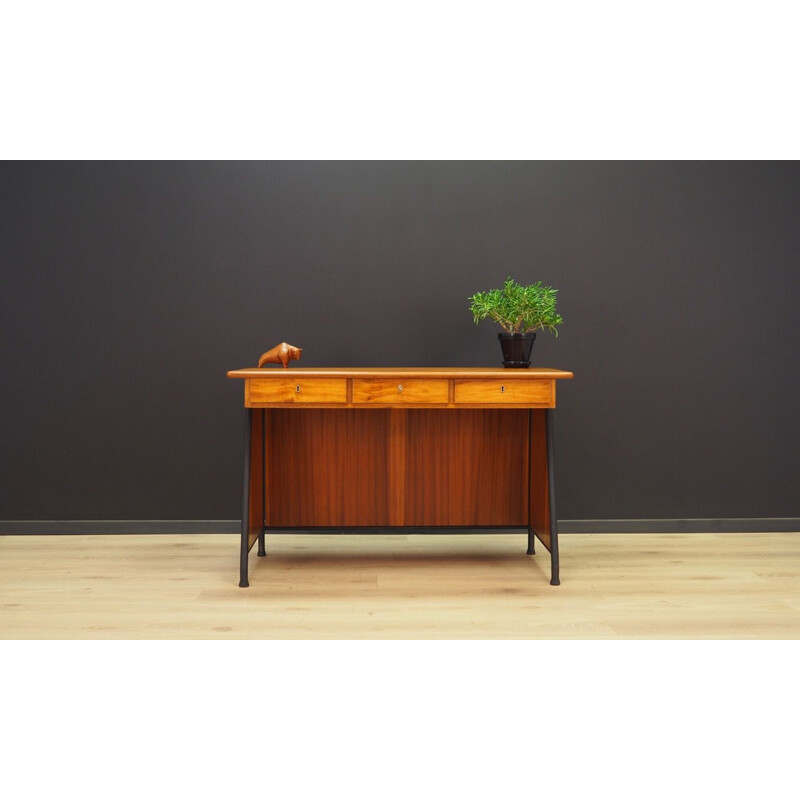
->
(239, 578, 249, 588)
(257, 528, 266, 557)
(526, 531, 535, 555)
(550, 577, 560, 586)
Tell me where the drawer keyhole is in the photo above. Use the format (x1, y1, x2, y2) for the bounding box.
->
(397, 384, 403, 393)
(500, 385, 505, 393)
(295, 385, 301, 393)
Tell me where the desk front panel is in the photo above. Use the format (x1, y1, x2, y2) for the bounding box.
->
(263, 408, 531, 528)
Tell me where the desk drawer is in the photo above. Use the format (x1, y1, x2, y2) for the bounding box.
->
(454, 379, 552, 406)
(352, 378, 449, 405)
(248, 378, 347, 404)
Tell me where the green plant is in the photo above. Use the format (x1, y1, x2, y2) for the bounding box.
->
(468, 277, 564, 335)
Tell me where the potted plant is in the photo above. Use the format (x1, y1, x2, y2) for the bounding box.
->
(468, 277, 563, 367)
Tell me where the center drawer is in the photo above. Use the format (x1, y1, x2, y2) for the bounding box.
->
(352, 378, 449, 405)
(248, 377, 347, 404)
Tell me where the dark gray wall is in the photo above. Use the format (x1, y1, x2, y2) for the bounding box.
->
(1, 161, 798, 521)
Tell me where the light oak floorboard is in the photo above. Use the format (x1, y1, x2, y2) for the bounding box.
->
(1, 533, 799, 639)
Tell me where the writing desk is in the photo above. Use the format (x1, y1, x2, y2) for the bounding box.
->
(227, 367, 574, 587)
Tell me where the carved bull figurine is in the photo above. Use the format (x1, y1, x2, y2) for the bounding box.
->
(257, 342, 303, 369)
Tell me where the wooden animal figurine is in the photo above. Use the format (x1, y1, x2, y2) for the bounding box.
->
(257, 342, 303, 369)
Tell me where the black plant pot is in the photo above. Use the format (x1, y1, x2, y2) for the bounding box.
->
(498, 332, 535, 368)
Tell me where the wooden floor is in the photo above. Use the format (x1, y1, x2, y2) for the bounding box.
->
(1, 532, 799, 639)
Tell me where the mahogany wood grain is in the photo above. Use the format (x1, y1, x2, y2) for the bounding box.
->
(529, 409, 551, 551)
(455, 378, 552, 406)
(404, 410, 529, 526)
(352, 378, 449, 405)
(266, 409, 391, 527)
(261, 408, 532, 528)
(388, 410, 407, 526)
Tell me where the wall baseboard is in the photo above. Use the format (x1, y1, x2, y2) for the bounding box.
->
(0, 519, 798, 535)
(0, 520, 240, 534)
(558, 518, 800, 533)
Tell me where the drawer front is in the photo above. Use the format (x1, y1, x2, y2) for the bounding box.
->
(248, 378, 347, 404)
(352, 378, 449, 405)
(454, 379, 552, 406)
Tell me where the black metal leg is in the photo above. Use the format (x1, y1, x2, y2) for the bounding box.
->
(546, 408, 560, 586)
(526, 409, 534, 555)
(258, 409, 266, 556)
(239, 408, 253, 588)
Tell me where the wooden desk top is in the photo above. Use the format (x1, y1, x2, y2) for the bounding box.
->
(228, 366, 572, 409)
(228, 366, 574, 379)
